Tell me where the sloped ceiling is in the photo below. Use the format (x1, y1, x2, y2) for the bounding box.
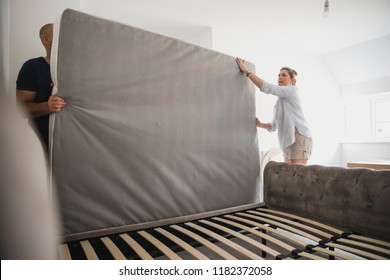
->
(322, 35, 390, 86)
(80, 0, 390, 86)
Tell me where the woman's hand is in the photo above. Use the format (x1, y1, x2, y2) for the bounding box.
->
(256, 118, 272, 131)
(236, 57, 250, 74)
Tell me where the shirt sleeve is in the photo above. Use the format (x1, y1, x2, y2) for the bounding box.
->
(269, 120, 277, 131)
(16, 61, 37, 91)
(260, 80, 295, 99)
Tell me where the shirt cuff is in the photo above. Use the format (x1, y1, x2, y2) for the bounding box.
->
(260, 80, 271, 94)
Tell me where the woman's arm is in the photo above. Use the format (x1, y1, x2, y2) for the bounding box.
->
(256, 118, 273, 132)
(236, 57, 264, 89)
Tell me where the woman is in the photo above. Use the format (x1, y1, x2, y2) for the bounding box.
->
(236, 57, 312, 164)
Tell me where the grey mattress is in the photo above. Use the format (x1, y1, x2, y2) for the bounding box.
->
(50, 9, 260, 236)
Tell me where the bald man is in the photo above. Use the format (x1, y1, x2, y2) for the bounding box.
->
(16, 23, 67, 150)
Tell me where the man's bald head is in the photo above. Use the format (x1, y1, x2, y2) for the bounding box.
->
(39, 23, 53, 40)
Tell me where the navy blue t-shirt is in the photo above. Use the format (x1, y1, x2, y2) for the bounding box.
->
(16, 57, 52, 148)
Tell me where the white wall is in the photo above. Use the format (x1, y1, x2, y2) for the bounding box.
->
(79, 0, 212, 49)
(322, 35, 390, 87)
(0, 0, 10, 96)
(3, 0, 80, 98)
(212, 28, 342, 166)
(341, 143, 390, 166)
(323, 35, 390, 166)
(2, 0, 212, 100)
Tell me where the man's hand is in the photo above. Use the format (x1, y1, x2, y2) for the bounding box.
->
(47, 94, 67, 113)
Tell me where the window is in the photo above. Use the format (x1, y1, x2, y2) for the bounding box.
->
(373, 98, 390, 138)
(342, 92, 390, 143)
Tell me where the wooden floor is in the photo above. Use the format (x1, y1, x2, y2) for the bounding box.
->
(59, 207, 390, 260)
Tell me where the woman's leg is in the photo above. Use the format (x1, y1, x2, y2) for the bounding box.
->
(284, 158, 307, 164)
(289, 158, 308, 165)
(283, 129, 311, 165)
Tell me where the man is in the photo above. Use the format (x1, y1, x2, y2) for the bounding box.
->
(16, 23, 67, 150)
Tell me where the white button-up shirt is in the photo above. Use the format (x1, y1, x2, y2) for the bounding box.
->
(260, 81, 312, 151)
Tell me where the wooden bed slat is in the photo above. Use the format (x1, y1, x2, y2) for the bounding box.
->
(313, 246, 359, 260)
(348, 234, 390, 249)
(225, 215, 326, 260)
(240, 212, 322, 243)
(337, 238, 390, 256)
(80, 240, 99, 260)
(58, 244, 71, 260)
(248, 210, 333, 239)
(119, 233, 153, 260)
(325, 242, 387, 260)
(199, 219, 280, 257)
(298, 251, 326, 260)
(138, 230, 182, 260)
(185, 222, 263, 260)
(211, 217, 283, 257)
(257, 208, 343, 235)
(154, 227, 209, 260)
(222, 215, 298, 251)
(170, 224, 237, 260)
(232, 213, 314, 247)
(100, 237, 126, 260)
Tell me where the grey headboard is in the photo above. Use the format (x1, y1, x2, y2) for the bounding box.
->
(264, 161, 390, 241)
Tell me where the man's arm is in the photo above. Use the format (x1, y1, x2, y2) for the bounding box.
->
(16, 90, 67, 118)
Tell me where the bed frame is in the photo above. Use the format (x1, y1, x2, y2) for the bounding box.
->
(58, 161, 390, 260)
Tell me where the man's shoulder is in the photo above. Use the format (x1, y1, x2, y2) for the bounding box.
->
(23, 57, 45, 66)
(19, 57, 48, 74)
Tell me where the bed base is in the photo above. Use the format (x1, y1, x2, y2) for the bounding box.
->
(58, 206, 390, 260)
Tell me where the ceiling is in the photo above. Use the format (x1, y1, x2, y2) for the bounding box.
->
(81, 0, 390, 55)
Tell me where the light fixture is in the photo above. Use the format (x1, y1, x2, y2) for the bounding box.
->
(323, 0, 330, 17)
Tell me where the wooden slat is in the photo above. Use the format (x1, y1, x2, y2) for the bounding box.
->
(325, 242, 387, 260)
(337, 238, 390, 256)
(299, 251, 326, 260)
(313, 246, 359, 260)
(225, 215, 325, 260)
(218, 216, 296, 252)
(349, 234, 390, 249)
(138, 230, 182, 260)
(257, 208, 390, 258)
(80, 240, 99, 260)
(213, 218, 358, 260)
(257, 208, 343, 235)
(58, 244, 72, 260)
(248, 210, 333, 239)
(185, 222, 263, 260)
(237, 212, 357, 260)
(154, 227, 209, 260)
(233, 213, 317, 247)
(100, 237, 126, 260)
(200, 219, 280, 257)
(119, 233, 154, 260)
(170, 224, 237, 260)
(241, 212, 322, 243)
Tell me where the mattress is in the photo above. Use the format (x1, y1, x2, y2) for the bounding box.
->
(50, 9, 260, 236)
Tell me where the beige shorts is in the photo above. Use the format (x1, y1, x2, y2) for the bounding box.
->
(283, 130, 312, 160)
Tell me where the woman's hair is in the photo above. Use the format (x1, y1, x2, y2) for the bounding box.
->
(280, 67, 297, 84)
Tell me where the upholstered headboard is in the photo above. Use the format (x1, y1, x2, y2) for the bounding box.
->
(264, 161, 390, 241)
